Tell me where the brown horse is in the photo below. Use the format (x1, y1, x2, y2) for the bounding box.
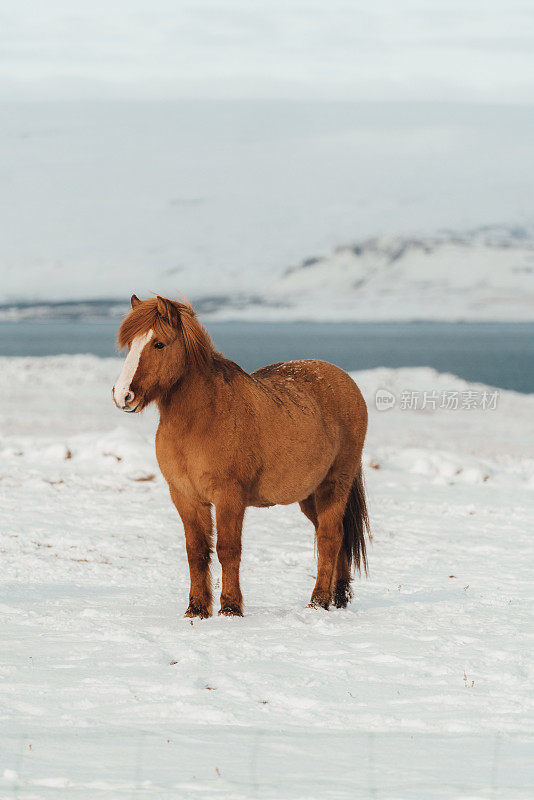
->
(113, 295, 370, 618)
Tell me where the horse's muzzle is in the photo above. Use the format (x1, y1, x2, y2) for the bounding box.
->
(121, 403, 140, 413)
(112, 387, 140, 413)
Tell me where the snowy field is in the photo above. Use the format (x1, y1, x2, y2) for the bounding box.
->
(1, 356, 533, 799)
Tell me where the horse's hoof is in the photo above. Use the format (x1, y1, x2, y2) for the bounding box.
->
(307, 597, 330, 610)
(218, 603, 243, 617)
(184, 602, 211, 619)
(333, 580, 353, 609)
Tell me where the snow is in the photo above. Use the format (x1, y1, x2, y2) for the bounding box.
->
(1, 356, 533, 798)
(210, 230, 534, 322)
(3, 226, 534, 324)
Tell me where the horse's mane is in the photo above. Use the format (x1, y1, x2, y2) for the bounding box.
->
(117, 297, 213, 370)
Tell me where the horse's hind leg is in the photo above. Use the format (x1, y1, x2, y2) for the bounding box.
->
(308, 479, 347, 609)
(299, 494, 318, 529)
(302, 491, 350, 607)
(333, 549, 353, 609)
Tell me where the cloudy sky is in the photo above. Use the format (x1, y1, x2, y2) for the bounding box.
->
(1, 1, 533, 303)
(2, 0, 533, 103)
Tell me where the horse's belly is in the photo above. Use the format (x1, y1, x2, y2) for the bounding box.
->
(253, 438, 336, 506)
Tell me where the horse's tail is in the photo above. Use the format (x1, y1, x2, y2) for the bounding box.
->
(342, 466, 370, 576)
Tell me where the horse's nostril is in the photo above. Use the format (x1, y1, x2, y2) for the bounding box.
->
(124, 392, 132, 404)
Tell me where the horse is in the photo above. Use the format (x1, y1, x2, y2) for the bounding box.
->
(113, 295, 370, 618)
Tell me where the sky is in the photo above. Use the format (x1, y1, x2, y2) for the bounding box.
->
(1, 0, 534, 103)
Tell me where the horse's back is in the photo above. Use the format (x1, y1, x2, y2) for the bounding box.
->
(252, 358, 368, 455)
(253, 358, 366, 421)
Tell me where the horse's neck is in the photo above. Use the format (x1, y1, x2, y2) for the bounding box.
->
(156, 366, 217, 430)
(157, 355, 254, 431)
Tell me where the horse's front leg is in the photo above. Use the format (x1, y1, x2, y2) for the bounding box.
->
(215, 496, 245, 616)
(170, 488, 213, 618)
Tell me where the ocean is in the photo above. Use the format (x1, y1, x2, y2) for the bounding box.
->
(1, 320, 532, 393)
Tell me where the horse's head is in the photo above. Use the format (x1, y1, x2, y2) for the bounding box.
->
(112, 294, 212, 412)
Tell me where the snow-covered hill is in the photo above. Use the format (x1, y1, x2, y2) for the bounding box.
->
(1, 226, 533, 323)
(211, 226, 534, 322)
(1, 356, 533, 797)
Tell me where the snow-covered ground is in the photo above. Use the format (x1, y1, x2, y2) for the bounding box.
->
(1, 356, 533, 799)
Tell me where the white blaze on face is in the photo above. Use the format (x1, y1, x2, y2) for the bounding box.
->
(113, 330, 153, 409)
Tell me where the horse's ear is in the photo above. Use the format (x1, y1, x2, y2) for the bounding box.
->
(156, 296, 167, 317)
(130, 294, 141, 309)
(156, 295, 179, 327)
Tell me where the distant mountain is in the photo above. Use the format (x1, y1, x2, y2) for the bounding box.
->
(2, 226, 533, 323)
(0, 295, 267, 322)
(210, 225, 534, 322)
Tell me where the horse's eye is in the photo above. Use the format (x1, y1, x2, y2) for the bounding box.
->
(154, 341, 165, 350)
